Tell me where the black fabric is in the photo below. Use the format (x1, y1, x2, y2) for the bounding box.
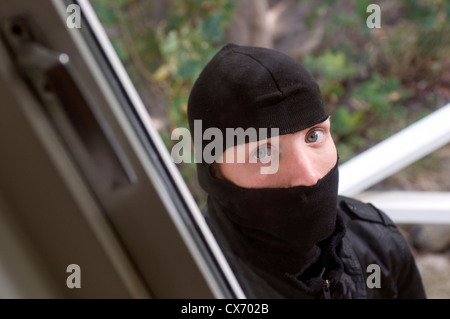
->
(206, 197, 346, 298)
(202, 159, 339, 254)
(286, 211, 346, 297)
(201, 158, 341, 298)
(207, 197, 346, 299)
(203, 197, 427, 299)
(188, 43, 328, 160)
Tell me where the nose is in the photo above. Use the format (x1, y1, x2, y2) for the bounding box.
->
(286, 148, 321, 187)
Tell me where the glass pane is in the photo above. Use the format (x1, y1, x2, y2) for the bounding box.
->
(91, 0, 450, 299)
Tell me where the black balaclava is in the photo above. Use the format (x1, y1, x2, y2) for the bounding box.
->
(187, 43, 345, 298)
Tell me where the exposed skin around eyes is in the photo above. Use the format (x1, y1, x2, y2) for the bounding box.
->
(212, 118, 337, 188)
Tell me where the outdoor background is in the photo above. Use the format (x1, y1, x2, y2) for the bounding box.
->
(91, 0, 450, 298)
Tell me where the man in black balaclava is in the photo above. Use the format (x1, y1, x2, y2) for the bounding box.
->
(187, 43, 426, 298)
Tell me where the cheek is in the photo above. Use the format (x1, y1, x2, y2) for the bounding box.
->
(217, 163, 250, 186)
(219, 162, 278, 188)
(245, 171, 280, 188)
(321, 139, 338, 171)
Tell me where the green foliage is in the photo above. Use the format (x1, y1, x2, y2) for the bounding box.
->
(153, 1, 233, 204)
(154, 0, 234, 129)
(92, 0, 233, 204)
(301, 0, 449, 162)
(401, 0, 448, 30)
(325, 73, 412, 162)
(92, 0, 126, 25)
(373, 0, 450, 83)
(332, 106, 363, 137)
(355, 0, 371, 21)
(92, 0, 449, 202)
(303, 51, 358, 102)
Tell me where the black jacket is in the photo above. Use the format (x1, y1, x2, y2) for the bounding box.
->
(204, 196, 427, 299)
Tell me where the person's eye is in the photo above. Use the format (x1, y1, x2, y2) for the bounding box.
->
(252, 144, 272, 163)
(305, 129, 324, 143)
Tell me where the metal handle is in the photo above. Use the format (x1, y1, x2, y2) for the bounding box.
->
(1, 16, 136, 189)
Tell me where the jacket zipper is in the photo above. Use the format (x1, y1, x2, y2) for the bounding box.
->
(320, 267, 331, 299)
(322, 279, 331, 299)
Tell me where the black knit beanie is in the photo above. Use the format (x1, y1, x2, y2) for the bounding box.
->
(187, 43, 328, 158)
